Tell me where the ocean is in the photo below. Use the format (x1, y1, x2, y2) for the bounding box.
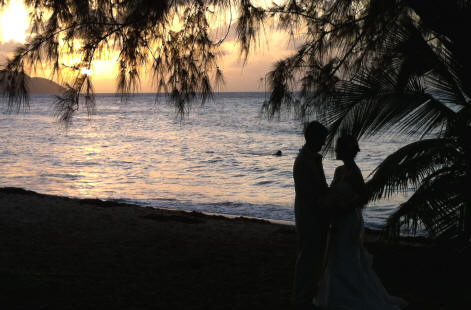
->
(0, 93, 415, 230)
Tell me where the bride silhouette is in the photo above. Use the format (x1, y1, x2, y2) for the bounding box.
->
(316, 135, 408, 310)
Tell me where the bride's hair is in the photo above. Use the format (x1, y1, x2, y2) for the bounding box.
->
(336, 135, 360, 158)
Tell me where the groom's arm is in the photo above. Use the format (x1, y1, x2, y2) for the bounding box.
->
(319, 167, 342, 216)
(293, 156, 315, 206)
(294, 156, 326, 209)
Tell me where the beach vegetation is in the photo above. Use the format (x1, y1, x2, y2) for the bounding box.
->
(293, 1, 471, 242)
(262, 0, 471, 242)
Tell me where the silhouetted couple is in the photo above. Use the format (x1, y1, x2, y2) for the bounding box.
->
(292, 121, 408, 310)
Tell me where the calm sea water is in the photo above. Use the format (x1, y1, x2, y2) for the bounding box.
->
(0, 93, 414, 230)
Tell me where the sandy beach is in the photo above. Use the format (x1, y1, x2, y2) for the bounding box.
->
(0, 187, 469, 309)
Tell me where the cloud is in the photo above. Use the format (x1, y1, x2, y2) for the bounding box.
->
(211, 26, 304, 92)
(209, 20, 239, 43)
(0, 40, 21, 52)
(0, 40, 22, 64)
(0, 20, 304, 93)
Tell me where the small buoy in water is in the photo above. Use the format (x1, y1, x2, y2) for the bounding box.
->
(274, 150, 282, 156)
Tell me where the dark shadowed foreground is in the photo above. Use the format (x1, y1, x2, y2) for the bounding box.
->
(0, 188, 469, 309)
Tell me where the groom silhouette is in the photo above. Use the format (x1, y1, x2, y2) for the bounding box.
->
(292, 121, 329, 310)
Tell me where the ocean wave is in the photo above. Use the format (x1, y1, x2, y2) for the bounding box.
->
(118, 197, 295, 223)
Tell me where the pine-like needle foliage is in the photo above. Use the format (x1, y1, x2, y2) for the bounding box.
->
(0, 0, 243, 121)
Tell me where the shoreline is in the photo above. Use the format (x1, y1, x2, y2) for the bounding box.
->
(1, 186, 291, 224)
(2, 185, 297, 225)
(0, 186, 429, 244)
(1, 187, 469, 309)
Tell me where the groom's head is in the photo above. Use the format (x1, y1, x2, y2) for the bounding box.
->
(304, 121, 328, 152)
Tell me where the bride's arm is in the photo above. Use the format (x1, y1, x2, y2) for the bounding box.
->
(330, 166, 342, 188)
(320, 167, 349, 216)
(351, 167, 368, 207)
(324, 166, 367, 216)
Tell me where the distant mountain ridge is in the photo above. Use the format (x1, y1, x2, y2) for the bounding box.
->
(0, 71, 65, 94)
(26, 76, 65, 94)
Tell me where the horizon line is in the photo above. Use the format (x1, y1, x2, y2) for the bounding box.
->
(28, 91, 276, 95)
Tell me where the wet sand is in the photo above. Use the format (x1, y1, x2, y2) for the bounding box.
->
(1, 187, 469, 309)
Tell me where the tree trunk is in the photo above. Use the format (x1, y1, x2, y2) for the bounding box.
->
(463, 127, 471, 242)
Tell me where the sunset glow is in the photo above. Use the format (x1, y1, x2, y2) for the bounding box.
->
(0, 0, 294, 92)
(0, 0, 28, 43)
(80, 67, 93, 75)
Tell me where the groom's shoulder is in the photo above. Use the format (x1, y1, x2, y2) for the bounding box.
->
(294, 148, 319, 171)
(295, 147, 309, 162)
(296, 147, 321, 161)
(293, 148, 307, 169)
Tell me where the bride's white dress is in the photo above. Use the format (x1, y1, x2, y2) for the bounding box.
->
(316, 165, 407, 310)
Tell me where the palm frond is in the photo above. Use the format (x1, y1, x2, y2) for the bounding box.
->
(321, 69, 456, 150)
(366, 138, 463, 201)
(318, 11, 466, 149)
(377, 16, 437, 90)
(378, 15, 469, 110)
(391, 96, 456, 138)
(427, 62, 469, 109)
(384, 167, 466, 239)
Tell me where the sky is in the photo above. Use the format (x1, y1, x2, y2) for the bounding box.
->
(0, 0, 297, 93)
